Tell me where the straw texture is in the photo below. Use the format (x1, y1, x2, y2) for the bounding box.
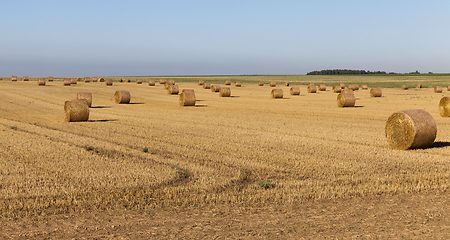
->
(219, 87, 231, 97)
(37, 78, 46, 86)
(168, 85, 179, 95)
(370, 88, 382, 97)
(290, 87, 300, 95)
(332, 86, 342, 93)
(318, 84, 326, 91)
(77, 92, 92, 107)
(439, 97, 450, 117)
(271, 89, 283, 99)
(64, 99, 89, 122)
(106, 79, 113, 86)
(114, 90, 131, 104)
(337, 93, 355, 108)
(307, 85, 317, 93)
(180, 90, 196, 106)
(269, 81, 276, 87)
(211, 85, 220, 92)
(148, 80, 155, 86)
(435, 86, 443, 93)
(203, 82, 211, 89)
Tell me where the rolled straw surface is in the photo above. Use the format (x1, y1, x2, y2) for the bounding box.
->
(105, 79, 113, 86)
(211, 85, 220, 92)
(148, 80, 156, 86)
(63, 78, 71, 86)
(77, 92, 92, 107)
(114, 90, 131, 104)
(269, 81, 276, 87)
(439, 97, 450, 117)
(118, 79, 123, 83)
(235, 81, 241, 87)
(318, 84, 326, 91)
(290, 87, 300, 95)
(415, 84, 422, 89)
(361, 84, 368, 90)
(224, 80, 231, 85)
(447, 86, 450, 91)
(22, 76, 29, 81)
(198, 79, 204, 85)
(159, 79, 167, 84)
(98, 78, 105, 82)
(92, 77, 98, 82)
(47, 76, 53, 82)
(370, 88, 382, 97)
(168, 79, 175, 85)
(64, 99, 89, 122)
(180, 91, 196, 106)
(203, 82, 211, 89)
(70, 78, 77, 84)
(385, 109, 436, 150)
(136, 79, 142, 84)
(182, 89, 195, 95)
(84, 77, 90, 83)
(126, 79, 131, 83)
(401, 85, 408, 90)
(77, 77, 82, 82)
(219, 87, 231, 97)
(332, 86, 341, 93)
(257, 81, 264, 86)
(168, 85, 179, 95)
(434, 86, 443, 93)
(271, 89, 283, 99)
(337, 93, 355, 107)
(284, 82, 289, 86)
(338, 83, 345, 88)
(307, 85, 317, 93)
(348, 84, 359, 90)
(12, 76, 17, 81)
(37, 78, 45, 86)
(342, 88, 353, 94)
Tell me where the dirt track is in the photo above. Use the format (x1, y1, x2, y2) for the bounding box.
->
(2, 78, 450, 238)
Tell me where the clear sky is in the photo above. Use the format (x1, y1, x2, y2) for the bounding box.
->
(1, 0, 449, 76)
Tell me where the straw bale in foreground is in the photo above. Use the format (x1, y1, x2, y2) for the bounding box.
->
(370, 88, 382, 97)
(271, 89, 283, 98)
(180, 90, 196, 106)
(168, 85, 179, 95)
(307, 85, 317, 93)
(290, 87, 300, 95)
(64, 99, 89, 122)
(337, 93, 355, 107)
(114, 90, 131, 104)
(219, 87, 231, 97)
(37, 78, 45, 86)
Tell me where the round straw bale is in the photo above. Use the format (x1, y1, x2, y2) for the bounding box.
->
(224, 80, 231, 85)
(198, 79, 204, 85)
(439, 97, 450, 117)
(271, 89, 283, 99)
(92, 77, 98, 82)
(219, 87, 231, 97)
(125, 79, 131, 83)
(401, 84, 408, 90)
(307, 85, 317, 93)
(12, 76, 17, 81)
(136, 79, 142, 84)
(211, 85, 220, 92)
(370, 88, 382, 97)
(22, 76, 29, 81)
(203, 82, 211, 89)
(47, 76, 53, 82)
(148, 79, 155, 86)
(447, 86, 450, 91)
(159, 79, 167, 84)
(37, 78, 45, 86)
(415, 84, 422, 89)
(84, 77, 90, 83)
(76, 77, 82, 82)
(308, 83, 315, 86)
(118, 79, 123, 83)
(64, 99, 89, 122)
(290, 87, 300, 95)
(348, 84, 359, 90)
(168, 79, 175, 85)
(168, 85, 179, 95)
(332, 86, 342, 93)
(269, 81, 276, 87)
(284, 82, 289, 86)
(63, 78, 71, 86)
(235, 81, 241, 87)
(77, 92, 92, 107)
(179, 91, 196, 106)
(338, 83, 345, 88)
(385, 109, 437, 150)
(342, 88, 353, 94)
(257, 81, 264, 86)
(106, 79, 113, 86)
(318, 84, 326, 91)
(434, 86, 443, 93)
(98, 78, 105, 82)
(337, 93, 355, 107)
(70, 78, 77, 84)
(114, 90, 131, 104)
(361, 84, 368, 90)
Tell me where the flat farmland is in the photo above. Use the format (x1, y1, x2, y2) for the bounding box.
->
(2, 75, 450, 238)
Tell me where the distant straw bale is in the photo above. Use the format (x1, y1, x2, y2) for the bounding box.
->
(84, 77, 90, 83)
(434, 86, 443, 93)
(370, 88, 382, 97)
(198, 79, 204, 85)
(338, 83, 345, 88)
(337, 93, 355, 107)
(63, 78, 71, 86)
(47, 76, 53, 82)
(12, 76, 17, 81)
(235, 81, 241, 87)
(211, 85, 220, 92)
(307, 85, 317, 93)
(180, 90, 196, 106)
(114, 90, 131, 104)
(168, 85, 179, 95)
(203, 82, 211, 89)
(37, 78, 45, 86)
(118, 79, 123, 83)
(271, 89, 283, 98)
(224, 80, 231, 85)
(401, 85, 408, 90)
(219, 87, 231, 97)
(257, 81, 264, 86)
(318, 84, 326, 91)
(284, 82, 289, 86)
(70, 78, 77, 84)
(98, 78, 105, 82)
(290, 87, 300, 95)
(136, 79, 142, 84)
(106, 79, 113, 86)
(92, 77, 98, 82)
(385, 109, 436, 150)
(342, 88, 353, 94)
(22, 76, 29, 81)
(361, 84, 368, 90)
(168, 80, 175, 85)
(415, 84, 422, 89)
(148, 80, 156, 86)
(77, 92, 92, 107)
(269, 81, 276, 87)
(159, 79, 167, 84)
(332, 86, 341, 93)
(447, 86, 450, 91)
(439, 97, 450, 117)
(64, 99, 89, 122)
(126, 79, 131, 83)
(76, 77, 82, 82)
(348, 84, 359, 90)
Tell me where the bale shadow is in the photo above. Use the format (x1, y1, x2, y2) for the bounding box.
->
(194, 105, 208, 107)
(91, 106, 112, 109)
(230, 96, 240, 98)
(430, 141, 450, 149)
(196, 99, 207, 102)
(128, 102, 145, 105)
(88, 119, 117, 122)
(354, 106, 364, 108)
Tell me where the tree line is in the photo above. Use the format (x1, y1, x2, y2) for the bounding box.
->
(306, 69, 387, 75)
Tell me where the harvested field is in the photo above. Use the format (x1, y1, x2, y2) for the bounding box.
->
(2, 75, 450, 238)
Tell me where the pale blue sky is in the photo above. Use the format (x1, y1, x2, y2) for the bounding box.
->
(1, 0, 449, 76)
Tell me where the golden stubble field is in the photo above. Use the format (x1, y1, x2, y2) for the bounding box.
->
(2, 76, 450, 238)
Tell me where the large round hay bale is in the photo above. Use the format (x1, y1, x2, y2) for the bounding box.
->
(439, 97, 450, 117)
(290, 87, 300, 95)
(269, 81, 276, 87)
(136, 79, 142, 84)
(164, 81, 175, 89)
(92, 77, 98, 82)
(219, 87, 231, 97)
(370, 88, 382, 97)
(106, 79, 113, 86)
(361, 84, 368, 90)
(118, 79, 123, 83)
(168, 79, 175, 85)
(257, 81, 264, 86)
(332, 86, 342, 93)
(76, 77, 82, 82)
(64, 99, 89, 122)
(447, 85, 450, 91)
(168, 85, 179, 95)
(342, 88, 353, 94)
(337, 93, 355, 107)
(385, 109, 436, 150)
(198, 79, 204, 85)
(211, 85, 220, 92)
(125, 79, 131, 83)
(37, 78, 45, 86)
(84, 77, 90, 83)
(114, 90, 131, 104)
(180, 90, 196, 106)
(63, 78, 71, 86)
(203, 82, 211, 89)
(70, 78, 77, 84)
(224, 80, 231, 85)
(284, 82, 289, 86)
(434, 86, 443, 93)
(348, 84, 359, 90)
(12, 76, 17, 81)
(307, 85, 317, 93)
(77, 92, 92, 107)
(159, 79, 167, 84)
(22, 76, 29, 81)
(235, 81, 241, 87)
(338, 83, 345, 89)
(98, 78, 105, 82)
(271, 89, 283, 99)
(318, 84, 326, 91)
(47, 76, 53, 82)
(148, 80, 155, 86)
(401, 85, 408, 90)
(416, 84, 422, 89)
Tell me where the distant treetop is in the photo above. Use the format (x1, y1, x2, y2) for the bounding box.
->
(306, 69, 387, 75)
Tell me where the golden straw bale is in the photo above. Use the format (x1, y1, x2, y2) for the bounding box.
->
(168, 85, 179, 95)
(70, 78, 77, 84)
(370, 88, 382, 97)
(180, 90, 196, 106)
(77, 92, 92, 107)
(118, 79, 123, 83)
(92, 77, 98, 82)
(63, 78, 71, 86)
(98, 78, 105, 82)
(434, 86, 443, 93)
(342, 88, 353, 94)
(164, 81, 175, 89)
(235, 81, 241, 87)
(224, 80, 231, 85)
(114, 90, 131, 104)
(47, 76, 53, 82)
(447, 86, 450, 91)
(168, 79, 175, 85)
(159, 79, 167, 84)
(337, 92, 355, 107)
(257, 81, 264, 86)
(307, 85, 317, 93)
(219, 87, 231, 97)
(148, 80, 155, 86)
(284, 82, 289, 86)
(361, 84, 368, 90)
(76, 77, 82, 82)
(416, 84, 422, 89)
(290, 87, 300, 95)
(12, 76, 17, 81)
(106, 79, 113, 86)
(271, 89, 283, 98)
(198, 79, 204, 85)
(22, 76, 29, 81)
(125, 79, 131, 83)
(347, 84, 359, 90)
(338, 83, 345, 88)
(136, 79, 142, 84)
(439, 97, 450, 117)
(37, 78, 45, 86)
(401, 85, 408, 90)
(84, 77, 90, 83)
(385, 109, 436, 150)
(332, 86, 342, 93)
(203, 82, 211, 89)
(64, 99, 89, 122)
(318, 84, 326, 91)
(269, 81, 276, 87)
(211, 85, 220, 92)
